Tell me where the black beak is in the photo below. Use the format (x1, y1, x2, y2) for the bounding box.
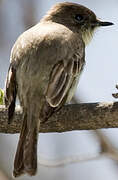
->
(91, 20, 114, 27)
(98, 21, 114, 26)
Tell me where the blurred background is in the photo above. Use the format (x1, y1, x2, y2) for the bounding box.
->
(0, 0, 118, 179)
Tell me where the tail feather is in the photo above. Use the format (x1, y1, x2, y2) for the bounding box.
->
(23, 126, 38, 176)
(13, 111, 39, 177)
(13, 113, 27, 177)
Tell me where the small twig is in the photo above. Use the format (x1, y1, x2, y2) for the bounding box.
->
(0, 170, 10, 180)
(38, 153, 101, 167)
(95, 130, 118, 161)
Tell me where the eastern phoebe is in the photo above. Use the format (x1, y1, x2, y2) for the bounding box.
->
(4, 2, 113, 177)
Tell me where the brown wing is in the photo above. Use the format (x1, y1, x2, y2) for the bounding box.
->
(4, 63, 17, 123)
(46, 58, 80, 107)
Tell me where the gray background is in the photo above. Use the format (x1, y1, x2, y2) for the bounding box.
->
(0, 0, 118, 179)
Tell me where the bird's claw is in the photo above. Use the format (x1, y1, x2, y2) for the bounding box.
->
(112, 84, 118, 98)
(116, 84, 118, 90)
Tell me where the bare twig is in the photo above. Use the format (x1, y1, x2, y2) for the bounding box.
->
(95, 130, 118, 160)
(20, 0, 36, 28)
(0, 170, 10, 180)
(38, 153, 101, 167)
(0, 101, 118, 134)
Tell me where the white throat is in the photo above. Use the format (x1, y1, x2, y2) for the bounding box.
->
(82, 28, 96, 46)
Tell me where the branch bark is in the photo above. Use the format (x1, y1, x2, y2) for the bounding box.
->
(0, 101, 118, 134)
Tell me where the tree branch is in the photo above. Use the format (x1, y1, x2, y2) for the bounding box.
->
(0, 101, 118, 134)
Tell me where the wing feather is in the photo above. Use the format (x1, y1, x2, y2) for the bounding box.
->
(46, 58, 80, 107)
(5, 63, 17, 123)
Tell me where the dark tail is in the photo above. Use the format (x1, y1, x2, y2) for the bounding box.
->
(13, 112, 39, 177)
(5, 63, 17, 124)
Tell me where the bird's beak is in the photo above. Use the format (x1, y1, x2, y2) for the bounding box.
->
(98, 21, 114, 26)
(91, 20, 114, 27)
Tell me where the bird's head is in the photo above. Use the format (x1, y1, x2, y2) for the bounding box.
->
(42, 2, 113, 45)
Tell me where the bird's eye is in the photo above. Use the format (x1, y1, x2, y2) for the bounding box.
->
(75, 14, 84, 22)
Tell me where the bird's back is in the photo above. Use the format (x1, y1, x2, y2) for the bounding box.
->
(10, 22, 84, 98)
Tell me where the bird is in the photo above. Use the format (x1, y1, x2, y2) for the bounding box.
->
(4, 2, 113, 177)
